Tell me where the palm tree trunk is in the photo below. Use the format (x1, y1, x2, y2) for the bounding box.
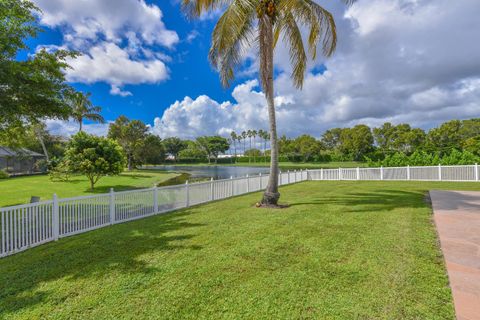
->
(260, 16, 280, 206)
(34, 126, 49, 162)
(79, 119, 83, 132)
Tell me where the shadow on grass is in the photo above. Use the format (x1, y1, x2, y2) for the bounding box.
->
(0, 209, 204, 315)
(288, 188, 427, 213)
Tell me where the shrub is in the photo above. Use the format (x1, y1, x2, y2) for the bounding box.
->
(0, 170, 9, 179)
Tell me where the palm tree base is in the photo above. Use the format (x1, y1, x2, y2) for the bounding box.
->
(260, 191, 281, 207)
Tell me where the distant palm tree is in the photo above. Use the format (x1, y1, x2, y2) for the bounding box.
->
(182, 0, 354, 205)
(241, 131, 247, 157)
(247, 129, 253, 163)
(70, 92, 105, 132)
(252, 129, 257, 162)
(230, 131, 237, 158)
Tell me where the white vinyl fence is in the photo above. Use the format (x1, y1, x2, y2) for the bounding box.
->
(307, 164, 480, 182)
(1, 164, 479, 258)
(1, 170, 308, 258)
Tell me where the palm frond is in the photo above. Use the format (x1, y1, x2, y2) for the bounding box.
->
(209, 0, 256, 87)
(274, 12, 306, 89)
(181, 0, 231, 18)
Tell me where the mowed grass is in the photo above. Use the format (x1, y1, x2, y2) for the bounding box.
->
(2, 180, 479, 319)
(0, 170, 179, 207)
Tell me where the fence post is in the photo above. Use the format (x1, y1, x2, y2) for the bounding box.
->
(53, 194, 59, 241)
(339, 167, 342, 180)
(438, 164, 442, 181)
(476, 163, 479, 182)
(380, 166, 384, 181)
(246, 174, 250, 193)
(259, 173, 262, 189)
(153, 186, 158, 213)
(230, 176, 234, 196)
(210, 178, 214, 201)
(321, 168, 324, 180)
(287, 170, 290, 184)
(109, 188, 115, 224)
(407, 165, 411, 180)
(185, 180, 190, 207)
(356, 167, 360, 180)
(294, 170, 297, 183)
(279, 170, 282, 185)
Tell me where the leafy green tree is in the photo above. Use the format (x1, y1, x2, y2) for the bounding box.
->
(339, 125, 374, 161)
(425, 120, 463, 154)
(183, 0, 355, 205)
(70, 92, 105, 132)
(139, 134, 166, 165)
(0, 0, 76, 134)
(196, 136, 230, 163)
(321, 128, 343, 151)
(295, 134, 323, 162)
(108, 116, 148, 170)
(163, 137, 187, 162)
(64, 132, 125, 190)
(178, 140, 208, 160)
(373, 123, 425, 154)
(463, 136, 480, 156)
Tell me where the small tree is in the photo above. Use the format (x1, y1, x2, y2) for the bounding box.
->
(64, 132, 125, 190)
(108, 116, 148, 170)
(139, 134, 166, 165)
(163, 137, 187, 162)
(196, 136, 230, 163)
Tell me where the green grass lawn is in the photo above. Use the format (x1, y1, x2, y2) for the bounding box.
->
(2, 180, 479, 319)
(0, 170, 179, 207)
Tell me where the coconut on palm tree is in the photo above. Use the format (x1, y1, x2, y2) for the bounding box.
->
(182, 0, 353, 206)
(70, 92, 105, 132)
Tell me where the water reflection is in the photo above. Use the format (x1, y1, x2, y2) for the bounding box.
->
(148, 165, 271, 180)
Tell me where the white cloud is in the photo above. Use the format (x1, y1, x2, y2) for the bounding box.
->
(65, 42, 169, 88)
(45, 119, 111, 137)
(154, 0, 480, 137)
(33, 0, 178, 96)
(33, 0, 179, 47)
(110, 85, 133, 97)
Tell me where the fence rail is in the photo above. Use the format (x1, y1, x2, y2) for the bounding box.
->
(1, 164, 479, 258)
(1, 170, 307, 258)
(307, 164, 480, 182)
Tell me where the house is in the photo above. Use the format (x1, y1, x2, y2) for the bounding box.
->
(0, 147, 46, 175)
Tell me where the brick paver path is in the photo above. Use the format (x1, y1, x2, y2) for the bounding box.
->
(430, 190, 480, 320)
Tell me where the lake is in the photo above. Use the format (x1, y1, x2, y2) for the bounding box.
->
(146, 165, 271, 180)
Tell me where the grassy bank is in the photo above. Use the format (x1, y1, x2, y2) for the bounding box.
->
(1, 180, 477, 319)
(0, 170, 179, 207)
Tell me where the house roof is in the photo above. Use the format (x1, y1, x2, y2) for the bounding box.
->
(0, 146, 45, 158)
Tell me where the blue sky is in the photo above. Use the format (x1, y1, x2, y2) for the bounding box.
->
(27, 1, 237, 126)
(27, 0, 480, 138)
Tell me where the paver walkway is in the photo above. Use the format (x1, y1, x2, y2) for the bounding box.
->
(430, 190, 480, 320)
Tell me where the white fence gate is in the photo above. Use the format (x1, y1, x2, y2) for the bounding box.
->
(1, 164, 479, 258)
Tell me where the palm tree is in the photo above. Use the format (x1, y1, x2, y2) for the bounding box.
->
(70, 92, 105, 132)
(247, 129, 253, 163)
(252, 129, 257, 162)
(237, 135, 242, 158)
(230, 131, 237, 159)
(241, 131, 247, 157)
(182, 0, 353, 206)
